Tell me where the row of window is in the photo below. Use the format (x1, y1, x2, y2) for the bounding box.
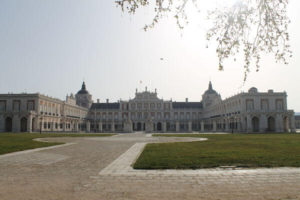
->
(121, 102, 171, 110)
(90, 112, 202, 120)
(0, 100, 35, 112)
(39, 100, 61, 115)
(246, 99, 284, 111)
(209, 98, 285, 116)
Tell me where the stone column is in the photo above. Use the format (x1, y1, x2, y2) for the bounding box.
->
(201, 121, 204, 132)
(225, 119, 230, 132)
(259, 114, 267, 132)
(50, 121, 54, 132)
(111, 121, 115, 132)
(13, 115, 20, 132)
(246, 115, 252, 132)
(175, 121, 180, 132)
(28, 114, 33, 133)
(276, 114, 283, 132)
(212, 120, 217, 132)
(162, 122, 167, 133)
(237, 118, 241, 132)
(75, 122, 79, 132)
(39, 118, 44, 132)
(188, 121, 192, 132)
(87, 121, 91, 132)
(98, 122, 102, 132)
(63, 121, 66, 132)
(0, 115, 4, 132)
(290, 115, 296, 133)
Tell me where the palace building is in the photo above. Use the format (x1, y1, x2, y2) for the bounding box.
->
(0, 82, 296, 133)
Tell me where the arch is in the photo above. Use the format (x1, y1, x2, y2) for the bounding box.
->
(157, 122, 162, 131)
(20, 117, 28, 132)
(5, 117, 12, 132)
(267, 116, 275, 132)
(166, 122, 171, 131)
(252, 116, 259, 132)
(137, 122, 142, 131)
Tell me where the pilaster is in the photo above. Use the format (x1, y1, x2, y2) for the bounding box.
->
(212, 120, 217, 132)
(87, 121, 91, 132)
(175, 121, 180, 132)
(201, 121, 204, 132)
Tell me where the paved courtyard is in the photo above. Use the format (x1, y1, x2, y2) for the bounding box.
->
(0, 133, 300, 200)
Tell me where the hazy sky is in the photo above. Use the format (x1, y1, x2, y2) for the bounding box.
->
(0, 0, 299, 111)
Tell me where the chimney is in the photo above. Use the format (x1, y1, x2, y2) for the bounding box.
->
(186, 98, 188, 102)
(106, 99, 109, 103)
(97, 99, 100, 103)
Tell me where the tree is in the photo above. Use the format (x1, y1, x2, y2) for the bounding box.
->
(115, 0, 291, 81)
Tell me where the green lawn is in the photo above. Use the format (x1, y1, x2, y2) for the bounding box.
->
(133, 134, 300, 169)
(0, 133, 114, 155)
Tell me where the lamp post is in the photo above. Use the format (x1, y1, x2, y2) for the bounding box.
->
(39, 116, 43, 134)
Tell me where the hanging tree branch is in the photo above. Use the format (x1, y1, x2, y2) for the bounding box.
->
(115, 0, 291, 81)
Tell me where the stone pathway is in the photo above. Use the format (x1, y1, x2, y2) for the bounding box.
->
(0, 133, 300, 200)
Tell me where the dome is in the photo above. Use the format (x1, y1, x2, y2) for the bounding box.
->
(77, 82, 89, 95)
(248, 87, 258, 93)
(204, 81, 217, 95)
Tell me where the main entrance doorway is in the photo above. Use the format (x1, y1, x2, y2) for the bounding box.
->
(137, 122, 142, 131)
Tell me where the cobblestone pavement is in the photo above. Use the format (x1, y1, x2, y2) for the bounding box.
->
(0, 133, 300, 200)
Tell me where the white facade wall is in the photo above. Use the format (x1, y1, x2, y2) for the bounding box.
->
(0, 84, 296, 133)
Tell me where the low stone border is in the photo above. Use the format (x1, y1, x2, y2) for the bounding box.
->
(99, 139, 300, 177)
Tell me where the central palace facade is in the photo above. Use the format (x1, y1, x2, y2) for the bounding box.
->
(0, 82, 296, 133)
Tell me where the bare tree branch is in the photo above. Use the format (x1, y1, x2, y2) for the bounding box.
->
(115, 0, 291, 81)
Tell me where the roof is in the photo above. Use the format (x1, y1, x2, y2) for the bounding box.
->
(172, 102, 203, 109)
(77, 82, 89, 95)
(90, 103, 120, 110)
(204, 81, 217, 95)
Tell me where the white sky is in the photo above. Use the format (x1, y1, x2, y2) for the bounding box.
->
(0, 0, 299, 111)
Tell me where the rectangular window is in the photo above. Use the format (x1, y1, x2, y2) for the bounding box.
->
(131, 103, 136, 109)
(131, 113, 135, 120)
(261, 99, 269, 111)
(276, 99, 283, 110)
(27, 100, 35, 111)
(164, 113, 170, 119)
(157, 103, 161, 109)
(187, 113, 190, 120)
(137, 103, 142, 109)
(150, 103, 155, 109)
(144, 112, 148, 119)
(138, 112, 142, 119)
(157, 112, 161, 119)
(180, 112, 184, 120)
(246, 99, 254, 111)
(0, 100, 6, 111)
(144, 103, 148, 109)
(13, 100, 21, 112)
